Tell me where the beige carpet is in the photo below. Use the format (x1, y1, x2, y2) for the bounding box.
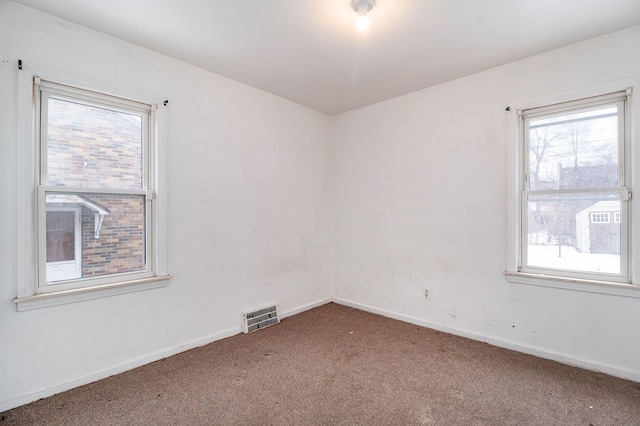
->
(2, 303, 640, 425)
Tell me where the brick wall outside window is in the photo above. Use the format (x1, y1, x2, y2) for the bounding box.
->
(47, 98, 146, 277)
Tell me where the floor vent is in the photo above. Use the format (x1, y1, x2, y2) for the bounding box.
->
(243, 305, 279, 333)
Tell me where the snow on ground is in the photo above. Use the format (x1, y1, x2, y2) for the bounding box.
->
(527, 244, 620, 274)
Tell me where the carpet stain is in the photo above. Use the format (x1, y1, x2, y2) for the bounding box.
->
(417, 407, 436, 425)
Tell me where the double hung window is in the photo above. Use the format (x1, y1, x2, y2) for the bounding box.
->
(514, 91, 631, 284)
(35, 79, 157, 293)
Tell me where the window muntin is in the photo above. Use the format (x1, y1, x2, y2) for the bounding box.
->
(37, 80, 155, 292)
(591, 212, 610, 223)
(521, 92, 628, 281)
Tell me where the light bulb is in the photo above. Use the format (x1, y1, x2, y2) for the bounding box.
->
(356, 13, 369, 31)
(351, 0, 374, 32)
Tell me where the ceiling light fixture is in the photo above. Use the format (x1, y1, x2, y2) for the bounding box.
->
(351, 0, 374, 32)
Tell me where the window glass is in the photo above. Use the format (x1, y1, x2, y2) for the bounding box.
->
(526, 193, 620, 275)
(44, 191, 146, 284)
(46, 210, 76, 262)
(528, 106, 618, 191)
(45, 97, 143, 190)
(522, 94, 626, 280)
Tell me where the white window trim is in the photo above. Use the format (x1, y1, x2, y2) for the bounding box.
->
(14, 62, 170, 311)
(505, 77, 640, 298)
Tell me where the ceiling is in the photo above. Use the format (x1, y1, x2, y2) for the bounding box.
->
(11, 0, 640, 115)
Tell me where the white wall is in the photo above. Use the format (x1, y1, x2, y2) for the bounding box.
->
(0, 2, 330, 410)
(332, 26, 640, 380)
(2, 0, 640, 413)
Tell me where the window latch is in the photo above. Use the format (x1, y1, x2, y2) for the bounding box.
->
(620, 189, 631, 201)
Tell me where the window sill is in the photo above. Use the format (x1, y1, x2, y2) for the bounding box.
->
(13, 275, 172, 311)
(504, 271, 640, 298)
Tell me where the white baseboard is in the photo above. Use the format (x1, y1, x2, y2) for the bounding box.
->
(0, 296, 332, 413)
(5, 295, 635, 413)
(280, 297, 331, 319)
(332, 297, 640, 383)
(0, 325, 241, 413)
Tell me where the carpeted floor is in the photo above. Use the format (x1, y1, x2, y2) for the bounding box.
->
(2, 302, 640, 425)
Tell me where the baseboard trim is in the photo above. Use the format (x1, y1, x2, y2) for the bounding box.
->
(6, 295, 634, 412)
(331, 297, 640, 383)
(0, 325, 241, 413)
(280, 297, 331, 319)
(0, 296, 332, 413)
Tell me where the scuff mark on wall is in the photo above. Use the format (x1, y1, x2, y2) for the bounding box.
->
(446, 306, 457, 319)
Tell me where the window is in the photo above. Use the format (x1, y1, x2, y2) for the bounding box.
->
(36, 79, 156, 292)
(515, 90, 631, 283)
(590, 212, 610, 224)
(14, 68, 169, 310)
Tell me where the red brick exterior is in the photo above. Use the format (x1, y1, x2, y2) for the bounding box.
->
(80, 194, 145, 277)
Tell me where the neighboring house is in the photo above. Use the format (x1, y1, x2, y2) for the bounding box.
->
(575, 200, 621, 254)
(45, 193, 109, 281)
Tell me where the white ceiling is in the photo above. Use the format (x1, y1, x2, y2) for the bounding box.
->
(11, 0, 640, 115)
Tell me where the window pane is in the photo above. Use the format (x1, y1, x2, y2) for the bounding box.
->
(45, 192, 146, 284)
(528, 105, 619, 191)
(46, 210, 76, 262)
(46, 97, 143, 190)
(526, 193, 621, 275)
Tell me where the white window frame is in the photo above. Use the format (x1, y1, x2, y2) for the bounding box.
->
(520, 91, 629, 283)
(14, 63, 170, 311)
(36, 79, 156, 292)
(615, 211, 621, 223)
(505, 78, 640, 298)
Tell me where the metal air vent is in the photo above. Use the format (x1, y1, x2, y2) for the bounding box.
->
(243, 305, 279, 333)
